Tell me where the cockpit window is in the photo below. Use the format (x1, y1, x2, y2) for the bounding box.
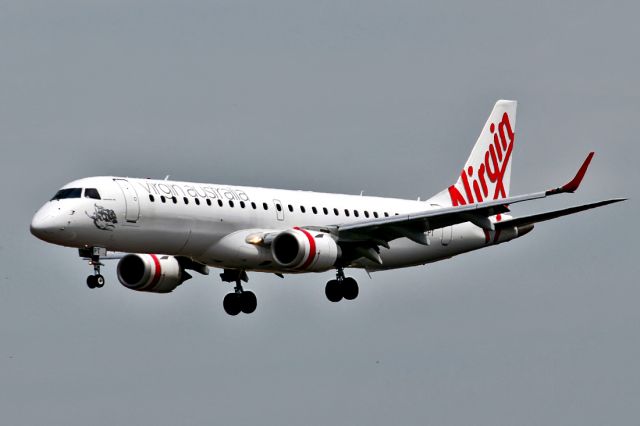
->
(50, 188, 82, 200)
(84, 188, 101, 200)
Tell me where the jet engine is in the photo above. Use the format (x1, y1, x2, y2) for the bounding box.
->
(271, 228, 339, 272)
(117, 254, 189, 293)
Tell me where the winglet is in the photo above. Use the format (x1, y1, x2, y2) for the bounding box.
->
(546, 152, 594, 195)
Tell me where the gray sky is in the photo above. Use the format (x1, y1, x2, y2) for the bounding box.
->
(1, 1, 638, 425)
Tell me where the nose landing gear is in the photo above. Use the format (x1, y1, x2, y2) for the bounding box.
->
(86, 253, 105, 289)
(325, 268, 359, 303)
(79, 248, 107, 289)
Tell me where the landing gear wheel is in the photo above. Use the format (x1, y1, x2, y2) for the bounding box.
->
(325, 279, 343, 302)
(342, 277, 359, 300)
(220, 270, 257, 315)
(240, 291, 257, 314)
(95, 275, 105, 288)
(86, 275, 97, 289)
(223, 293, 242, 316)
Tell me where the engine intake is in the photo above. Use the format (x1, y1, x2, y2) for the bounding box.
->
(117, 254, 186, 293)
(271, 228, 339, 272)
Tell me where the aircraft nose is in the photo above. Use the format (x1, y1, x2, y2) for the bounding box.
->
(30, 207, 55, 239)
(30, 203, 78, 243)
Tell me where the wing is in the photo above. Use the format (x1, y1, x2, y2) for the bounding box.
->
(306, 153, 624, 264)
(494, 198, 625, 230)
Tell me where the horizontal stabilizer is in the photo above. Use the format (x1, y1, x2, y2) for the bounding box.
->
(495, 198, 626, 229)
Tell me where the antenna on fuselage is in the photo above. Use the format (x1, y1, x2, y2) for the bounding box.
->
(164, 175, 170, 180)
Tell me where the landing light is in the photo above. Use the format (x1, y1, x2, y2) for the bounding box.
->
(245, 234, 264, 245)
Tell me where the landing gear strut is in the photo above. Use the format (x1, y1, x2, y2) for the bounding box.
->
(325, 267, 359, 303)
(220, 269, 257, 316)
(86, 253, 105, 289)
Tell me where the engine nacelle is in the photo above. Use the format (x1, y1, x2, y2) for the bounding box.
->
(117, 254, 185, 293)
(271, 228, 339, 272)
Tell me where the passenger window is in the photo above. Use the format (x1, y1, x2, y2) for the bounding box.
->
(206, 199, 212, 206)
(161, 196, 166, 203)
(84, 188, 101, 200)
(276, 204, 282, 212)
(288, 205, 294, 212)
(344, 209, 350, 217)
(334, 208, 339, 216)
(323, 207, 328, 215)
(183, 197, 189, 204)
(354, 210, 359, 217)
(229, 200, 234, 208)
(300, 206, 306, 213)
(384, 212, 389, 217)
(263, 202, 268, 210)
(240, 201, 246, 208)
(195, 198, 200, 205)
(251, 202, 257, 209)
(373, 212, 379, 218)
(312, 207, 317, 214)
(149, 195, 155, 202)
(172, 197, 177, 204)
(218, 199, 224, 207)
(364, 211, 369, 218)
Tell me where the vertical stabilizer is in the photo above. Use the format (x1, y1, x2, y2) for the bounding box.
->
(429, 100, 517, 206)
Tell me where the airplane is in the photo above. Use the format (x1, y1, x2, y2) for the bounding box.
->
(30, 100, 625, 315)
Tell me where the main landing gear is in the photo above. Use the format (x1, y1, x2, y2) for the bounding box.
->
(86, 252, 105, 289)
(325, 268, 359, 303)
(220, 269, 257, 316)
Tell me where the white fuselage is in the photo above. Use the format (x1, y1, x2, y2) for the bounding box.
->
(31, 176, 512, 274)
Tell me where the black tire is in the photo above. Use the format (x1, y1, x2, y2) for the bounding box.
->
(342, 277, 359, 300)
(325, 279, 343, 302)
(223, 293, 242, 316)
(86, 275, 97, 289)
(95, 274, 105, 288)
(240, 291, 257, 314)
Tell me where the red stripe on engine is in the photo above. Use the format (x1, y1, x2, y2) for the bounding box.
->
(148, 254, 162, 289)
(294, 227, 316, 270)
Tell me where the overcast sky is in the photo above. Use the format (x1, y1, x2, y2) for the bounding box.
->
(1, 1, 638, 425)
